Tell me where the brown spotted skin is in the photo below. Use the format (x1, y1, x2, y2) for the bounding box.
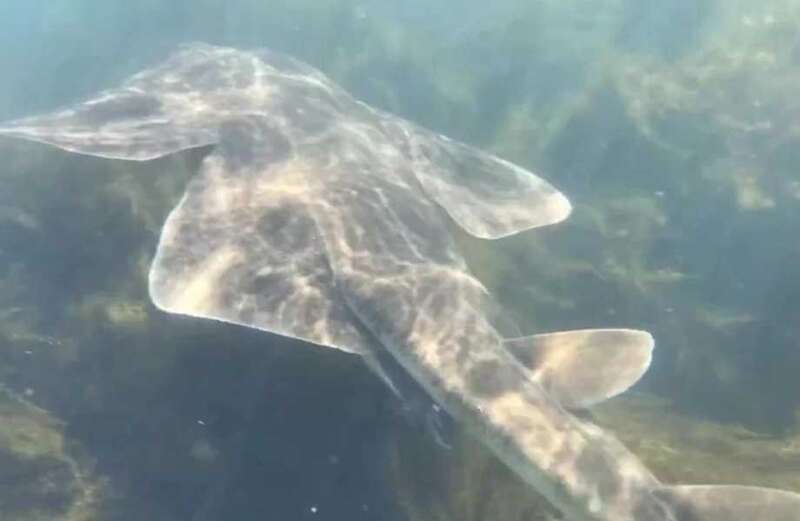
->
(505, 329, 655, 409)
(5, 44, 797, 521)
(0, 43, 569, 354)
(0, 43, 671, 521)
(312, 152, 675, 521)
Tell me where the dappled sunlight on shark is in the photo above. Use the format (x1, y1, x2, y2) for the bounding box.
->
(1, 43, 797, 521)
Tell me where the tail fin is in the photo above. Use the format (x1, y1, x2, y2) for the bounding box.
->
(654, 485, 800, 521)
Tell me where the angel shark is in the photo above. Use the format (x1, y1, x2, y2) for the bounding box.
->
(1, 43, 798, 521)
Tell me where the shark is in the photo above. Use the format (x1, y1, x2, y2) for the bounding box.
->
(1, 43, 798, 520)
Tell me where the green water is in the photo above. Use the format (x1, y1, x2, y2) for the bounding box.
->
(0, 1, 798, 520)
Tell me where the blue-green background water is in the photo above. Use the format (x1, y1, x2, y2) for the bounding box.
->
(0, 1, 798, 520)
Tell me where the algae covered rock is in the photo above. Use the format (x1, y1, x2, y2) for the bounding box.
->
(593, 393, 800, 492)
(0, 385, 100, 521)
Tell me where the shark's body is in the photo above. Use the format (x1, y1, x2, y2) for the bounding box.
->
(1, 44, 798, 520)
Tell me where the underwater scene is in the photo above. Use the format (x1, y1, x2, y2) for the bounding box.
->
(0, 1, 799, 520)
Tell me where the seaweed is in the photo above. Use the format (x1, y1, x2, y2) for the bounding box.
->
(1, 0, 799, 519)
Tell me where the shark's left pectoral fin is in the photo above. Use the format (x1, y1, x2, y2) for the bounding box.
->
(654, 485, 800, 521)
(505, 329, 654, 409)
(408, 125, 572, 239)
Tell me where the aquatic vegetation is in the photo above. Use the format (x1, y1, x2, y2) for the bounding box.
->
(416, 0, 800, 434)
(0, 385, 101, 521)
(593, 0, 800, 429)
(389, 392, 800, 520)
(0, 0, 798, 519)
(594, 393, 800, 492)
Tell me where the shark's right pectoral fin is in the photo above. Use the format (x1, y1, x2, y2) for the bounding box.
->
(504, 329, 654, 409)
(654, 485, 800, 521)
(0, 92, 219, 161)
(0, 45, 259, 160)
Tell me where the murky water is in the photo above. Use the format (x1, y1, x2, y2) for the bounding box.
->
(0, 2, 798, 520)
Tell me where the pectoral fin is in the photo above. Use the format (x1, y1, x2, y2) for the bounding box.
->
(654, 485, 800, 521)
(0, 44, 266, 160)
(0, 92, 218, 161)
(408, 124, 571, 239)
(504, 329, 653, 409)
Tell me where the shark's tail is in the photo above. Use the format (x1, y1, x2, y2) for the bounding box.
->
(653, 484, 800, 520)
(506, 329, 800, 520)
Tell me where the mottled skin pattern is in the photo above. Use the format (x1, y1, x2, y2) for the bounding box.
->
(2, 44, 799, 521)
(311, 130, 673, 521)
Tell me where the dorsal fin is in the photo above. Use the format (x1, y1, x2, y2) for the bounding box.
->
(504, 329, 653, 409)
(654, 485, 800, 521)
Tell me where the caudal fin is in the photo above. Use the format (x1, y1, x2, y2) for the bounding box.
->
(654, 485, 800, 521)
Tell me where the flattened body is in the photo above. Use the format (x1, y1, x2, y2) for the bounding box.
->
(0, 43, 570, 356)
(12, 44, 797, 521)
